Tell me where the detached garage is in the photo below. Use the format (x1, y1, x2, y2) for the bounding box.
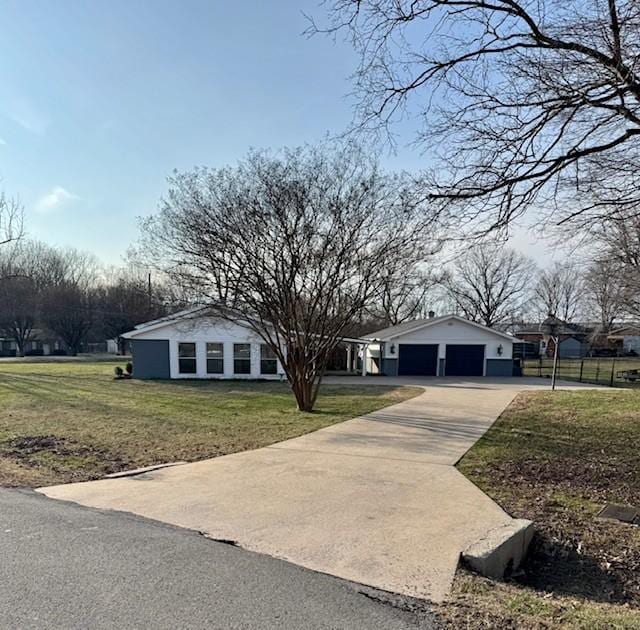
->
(364, 314, 519, 377)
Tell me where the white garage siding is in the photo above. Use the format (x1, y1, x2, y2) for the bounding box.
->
(365, 315, 517, 377)
(124, 314, 285, 380)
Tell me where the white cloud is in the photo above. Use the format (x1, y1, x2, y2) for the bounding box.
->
(35, 186, 79, 214)
(0, 137, 6, 145)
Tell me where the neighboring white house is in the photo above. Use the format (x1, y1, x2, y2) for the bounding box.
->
(363, 314, 519, 377)
(123, 309, 521, 380)
(122, 308, 286, 380)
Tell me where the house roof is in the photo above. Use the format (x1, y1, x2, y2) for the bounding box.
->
(512, 321, 589, 336)
(365, 314, 520, 342)
(123, 306, 370, 343)
(122, 306, 211, 339)
(608, 325, 640, 337)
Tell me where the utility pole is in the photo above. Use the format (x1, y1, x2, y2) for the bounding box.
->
(541, 314, 561, 391)
(551, 335, 559, 391)
(147, 272, 152, 314)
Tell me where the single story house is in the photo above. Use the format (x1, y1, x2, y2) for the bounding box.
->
(363, 314, 519, 377)
(123, 309, 521, 380)
(122, 308, 287, 380)
(514, 323, 589, 359)
(0, 332, 67, 357)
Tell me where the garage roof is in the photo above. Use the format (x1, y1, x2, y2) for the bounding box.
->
(365, 314, 520, 342)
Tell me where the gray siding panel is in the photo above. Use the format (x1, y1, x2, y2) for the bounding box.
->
(486, 359, 515, 377)
(131, 340, 170, 379)
(558, 337, 584, 358)
(438, 358, 445, 376)
(382, 358, 398, 376)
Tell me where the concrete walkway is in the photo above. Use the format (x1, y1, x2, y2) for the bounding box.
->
(39, 377, 600, 602)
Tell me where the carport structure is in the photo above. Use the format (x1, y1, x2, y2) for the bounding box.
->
(364, 314, 519, 377)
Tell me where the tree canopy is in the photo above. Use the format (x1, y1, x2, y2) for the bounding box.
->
(138, 144, 442, 410)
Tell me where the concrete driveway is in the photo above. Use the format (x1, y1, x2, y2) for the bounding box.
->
(39, 377, 600, 602)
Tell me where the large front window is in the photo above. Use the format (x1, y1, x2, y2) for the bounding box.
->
(178, 342, 197, 374)
(260, 344, 278, 374)
(206, 342, 224, 374)
(233, 343, 251, 374)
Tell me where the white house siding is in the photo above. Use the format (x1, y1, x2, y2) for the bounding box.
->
(366, 318, 514, 376)
(130, 317, 284, 380)
(366, 343, 381, 374)
(380, 320, 512, 361)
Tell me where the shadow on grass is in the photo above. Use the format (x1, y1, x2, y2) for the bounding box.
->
(141, 378, 406, 398)
(518, 533, 630, 605)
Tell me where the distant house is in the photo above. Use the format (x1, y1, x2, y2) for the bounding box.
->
(0, 331, 120, 357)
(0, 331, 66, 357)
(512, 322, 589, 359)
(607, 326, 640, 355)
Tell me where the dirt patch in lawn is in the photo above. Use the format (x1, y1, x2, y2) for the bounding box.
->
(436, 390, 640, 629)
(1, 435, 133, 482)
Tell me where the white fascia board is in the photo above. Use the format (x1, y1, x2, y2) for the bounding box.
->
(366, 315, 522, 343)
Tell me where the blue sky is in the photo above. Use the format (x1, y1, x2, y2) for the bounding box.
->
(0, 0, 547, 265)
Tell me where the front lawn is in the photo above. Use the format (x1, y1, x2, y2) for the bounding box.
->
(0, 361, 419, 488)
(437, 390, 640, 629)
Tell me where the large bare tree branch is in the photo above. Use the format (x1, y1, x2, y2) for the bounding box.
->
(0, 192, 24, 247)
(312, 0, 640, 231)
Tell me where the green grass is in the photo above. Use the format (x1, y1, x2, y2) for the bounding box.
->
(437, 390, 640, 628)
(0, 361, 419, 487)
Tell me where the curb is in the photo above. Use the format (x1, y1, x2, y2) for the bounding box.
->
(461, 519, 534, 579)
(105, 462, 187, 479)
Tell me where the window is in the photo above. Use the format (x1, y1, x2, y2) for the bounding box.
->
(260, 344, 278, 374)
(206, 342, 224, 374)
(178, 342, 197, 374)
(233, 343, 251, 374)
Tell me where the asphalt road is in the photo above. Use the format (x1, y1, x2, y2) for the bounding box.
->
(0, 489, 436, 629)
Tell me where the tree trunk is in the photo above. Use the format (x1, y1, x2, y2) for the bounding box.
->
(290, 379, 315, 412)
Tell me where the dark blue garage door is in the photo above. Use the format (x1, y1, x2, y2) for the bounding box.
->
(445, 345, 485, 376)
(398, 344, 438, 376)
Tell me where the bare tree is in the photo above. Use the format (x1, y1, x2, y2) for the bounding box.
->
(365, 265, 441, 327)
(593, 215, 640, 318)
(584, 258, 626, 335)
(0, 275, 37, 356)
(314, 0, 640, 231)
(138, 144, 440, 411)
(533, 263, 584, 322)
(40, 249, 100, 355)
(0, 191, 24, 247)
(41, 282, 96, 356)
(0, 241, 101, 356)
(96, 268, 169, 353)
(0, 241, 52, 356)
(445, 244, 533, 327)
